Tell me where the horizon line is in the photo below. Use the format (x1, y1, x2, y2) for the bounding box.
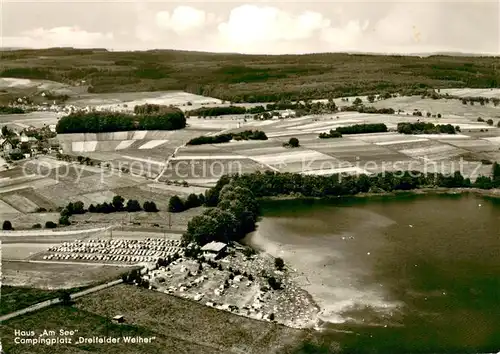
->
(1, 47, 499, 58)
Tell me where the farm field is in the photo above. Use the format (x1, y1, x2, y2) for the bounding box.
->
(2, 49, 500, 353)
(0, 285, 311, 354)
(371, 95, 500, 118)
(2, 85, 500, 309)
(1, 243, 59, 260)
(48, 101, 500, 186)
(439, 88, 500, 98)
(71, 209, 204, 232)
(69, 91, 223, 112)
(0, 111, 60, 130)
(2, 260, 129, 288)
(0, 286, 61, 316)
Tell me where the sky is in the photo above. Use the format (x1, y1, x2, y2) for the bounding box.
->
(1, 0, 499, 55)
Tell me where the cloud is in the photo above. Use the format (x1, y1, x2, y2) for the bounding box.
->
(321, 20, 369, 49)
(2, 27, 114, 48)
(218, 5, 331, 44)
(155, 6, 209, 34)
(3, 2, 497, 54)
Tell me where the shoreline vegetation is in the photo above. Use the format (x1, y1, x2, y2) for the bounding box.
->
(182, 163, 500, 247)
(2, 49, 500, 103)
(261, 186, 500, 202)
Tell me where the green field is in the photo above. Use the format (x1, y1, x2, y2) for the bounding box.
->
(0, 286, 60, 316)
(0, 285, 315, 354)
(0, 282, 120, 316)
(1, 48, 499, 102)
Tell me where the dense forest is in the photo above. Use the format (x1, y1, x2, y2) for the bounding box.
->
(1, 48, 499, 103)
(55, 109, 186, 133)
(183, 163, 500, 245)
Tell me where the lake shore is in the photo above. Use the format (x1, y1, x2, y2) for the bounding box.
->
(260, 187, 500, 202)
(248, 189, 500, 335)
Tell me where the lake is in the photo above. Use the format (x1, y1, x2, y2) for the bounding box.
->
(247, 193, 500, 353)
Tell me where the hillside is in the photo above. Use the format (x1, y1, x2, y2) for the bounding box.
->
(0, 48, 499, 103)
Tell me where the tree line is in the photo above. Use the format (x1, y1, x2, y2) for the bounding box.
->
(59, 196, 159, 225)
(186, 130, 268, 145)
(186, 99, 339, 118)
(186, 106, 247, 117)
(319, 130, 343, 139)
(56, 109, 186, 134)
(168, 193, 205, 213)
(227, 167, 500, 197)
(183, 163, 500, 245)
(0, 106, 25, 114)
(336, 123, 388, 134)
(397, 122, 459, 134)
(340, 105, 395, 114)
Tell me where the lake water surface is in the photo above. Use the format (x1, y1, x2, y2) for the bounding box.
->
(247, 194, 500, 353)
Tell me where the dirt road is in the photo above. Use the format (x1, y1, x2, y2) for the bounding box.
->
(0, 279, 123, 322)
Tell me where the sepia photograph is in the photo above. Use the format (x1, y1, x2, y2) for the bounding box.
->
(0, 0, 499, 353)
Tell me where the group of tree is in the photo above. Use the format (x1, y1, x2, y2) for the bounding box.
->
(0, 106, 25, 114)
(2, 220, 61, 230)
(2, 220, 13, 230)
(460, 96, 499, 106)
(185, 99, 340, 118)
(1, 125, 15, 138)
(156, 253, 182, 268)
(58, 290, 72, 306)
(341, 105, 395, 115)
(44, 221, 58, 229)
(267, 99, 338, 116)
(397, 122, 459, 134)
(133, 103, 179, 115)
(283, 137, 300, 148)
(319, 130, 343, 139)
(275, 257, 285, 271)
(186, 106, 246, 117)
(89, 199, 157, 213)
(186, 130, 267, 146)
(182, 178, 260, 245)
(56, 109, 186, 134)
(476, 117, 496, 126)
(168, 193, 205, 213)
(336, 123, 388, 135)
(59, 196, 158, 220)
(122, 268, 149, 288)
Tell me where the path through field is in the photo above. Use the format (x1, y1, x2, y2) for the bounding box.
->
(0, 279, 123, 322)
(155, 144, 185, 182)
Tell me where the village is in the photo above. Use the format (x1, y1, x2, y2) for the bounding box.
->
(0, 124, 58, 161)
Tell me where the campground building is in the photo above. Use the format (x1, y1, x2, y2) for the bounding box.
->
(201, 242, 228, 260)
